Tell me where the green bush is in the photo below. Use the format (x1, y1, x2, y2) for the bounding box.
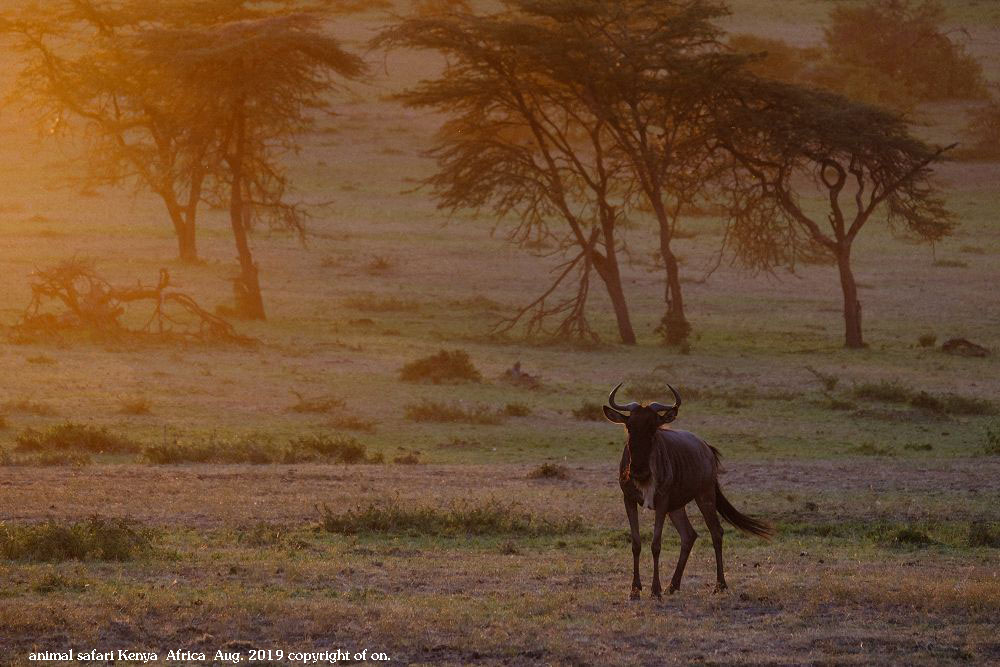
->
(15, 422, 140, 454)
(984, 421, 1000, 455)
(853, 380, 911, 403)
(400, 350, 482, 384)
(0, 517, 153, 562)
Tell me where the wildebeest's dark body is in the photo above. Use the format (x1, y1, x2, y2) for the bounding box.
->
(605, 383, 772, 600)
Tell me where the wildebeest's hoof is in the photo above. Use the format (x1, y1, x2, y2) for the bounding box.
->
(667, 585, 679, 594)
(714, 582, 728, 593)
(629, 587, 641, 601)
(651, 590, 663, 601)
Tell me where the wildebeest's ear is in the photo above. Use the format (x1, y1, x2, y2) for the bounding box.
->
(659, 408, 678, 424)
(603, 406, 627, 424)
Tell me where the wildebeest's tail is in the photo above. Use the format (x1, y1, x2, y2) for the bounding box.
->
(715, 483, 773, 539)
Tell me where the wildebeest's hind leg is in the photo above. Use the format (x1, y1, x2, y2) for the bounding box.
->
(695, 489, 727, 592)
(650, 506, 668, 600)
(624, 495, 642, 600)
(667, 508, 697, 593)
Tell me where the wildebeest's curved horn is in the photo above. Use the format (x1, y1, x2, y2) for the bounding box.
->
(608, 382, 640, 413)
(648, 384, 682, 413)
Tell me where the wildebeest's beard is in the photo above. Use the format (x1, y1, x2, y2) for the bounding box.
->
(626, 412, 661, 509)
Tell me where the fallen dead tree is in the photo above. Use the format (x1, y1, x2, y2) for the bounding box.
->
(10, 259, 253, 345)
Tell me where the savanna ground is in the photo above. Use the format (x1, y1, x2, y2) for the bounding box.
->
(1, 1, 999, 665)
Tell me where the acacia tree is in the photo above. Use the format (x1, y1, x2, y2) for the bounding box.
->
(716, 79, 954, 348)
(136, 12, 364, 320)
(379, 11, 639, 343)
(2, 0, 247, 262)
(508, 0, 745, 344)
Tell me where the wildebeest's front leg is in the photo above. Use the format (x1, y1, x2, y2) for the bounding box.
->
(667, 507, 698, 593)
(650, 506, 668, 600)
(624, 494, 642, 600)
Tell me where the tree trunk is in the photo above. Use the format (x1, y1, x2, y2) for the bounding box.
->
(659, 227, 690, 345)
(592, 242, 637, 345)
(177, 221, 197, 263)
(227, 108, 266, 321)
(836, 245, 863, 348)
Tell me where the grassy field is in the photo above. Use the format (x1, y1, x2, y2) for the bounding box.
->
(0, 1, 999, 665)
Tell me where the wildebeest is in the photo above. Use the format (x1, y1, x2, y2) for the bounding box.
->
(603, 383, 772, 600)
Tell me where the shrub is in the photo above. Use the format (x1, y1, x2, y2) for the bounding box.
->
(400, 350, 482, 384)
(909, 391, 946, 414)
(940, 394, 995, 416)
(917, 333, 937, 348)
(503, 402, 532, 417)
(15, 422, 140, 454)
(319, 500, 583, 537)
(572, 401, 605, 421)
(325, 414, 377, 433)
(0, 517, 154, 562)
(288, 392, 345, 414)
(403, 399, 502, 425)
(1, 399, 57, 416)
(118, 395, 152, 415)
(847, 443, 895, 456)
(527, 463, 569, 480)
(826, 398, 856, 411)
(983, 421, 1000, 455)
(853, 380, 911, 403)
(286, 434, 379, 464)
(30, 569, 89, 594)
(967, 523, 1000, 548)
(889, 527, 933, 547)
(393, 453, 421, 464)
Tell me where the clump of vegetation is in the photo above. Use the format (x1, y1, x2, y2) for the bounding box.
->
(1, 398, 57, 416)
(826, 398, 856, 411)
(7, 451, 92, 467)
(917, 333, 937, 348)
(26, 355, 56, 365)
(572, 401, 605, 421)
(903, 443, 933, 452)
(0, 517, 154, 562)
(847, 443, 896, 457)
(237, 522, 307, 550)
(118, 395, 152, 415)
(143, 433, 382, 464)
(326, 415, 376, 433)
(15, 422, 140, 454)
(403, 399, 502, 425)
(967, 523, 1000, 548)
(933, 259, 967, 268)
(852, 381, 994, 416)
(393, 453, 421, 465)
(366, 255, 394, 275)
(503, 402, 532, 417)
(853, 380, 912, 403)
(288, 392, 345, 414)
(889, 527, 934, 547)
(400, 349, 482, 384)
(319, 500, 583, 537)
(30, 569, 90, 594)
(983, 421, 1000, 456)
(527, 463, 570, 480)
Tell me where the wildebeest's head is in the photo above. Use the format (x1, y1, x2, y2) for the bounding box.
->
(603, 383, 681, 505)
